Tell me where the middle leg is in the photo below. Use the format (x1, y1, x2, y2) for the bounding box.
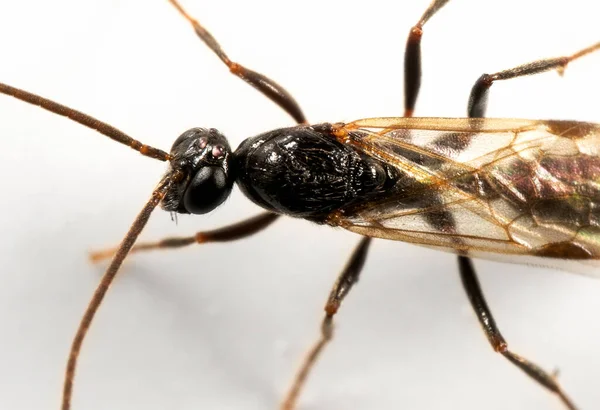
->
(280, 237, 372, 410)
(279, 1, 455, 408)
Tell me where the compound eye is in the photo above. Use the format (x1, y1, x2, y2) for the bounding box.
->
(183, 166, 231, 214)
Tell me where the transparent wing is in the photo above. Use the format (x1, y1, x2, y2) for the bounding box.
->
(332, 117, 600, 275)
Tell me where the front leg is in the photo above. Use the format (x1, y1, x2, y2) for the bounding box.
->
(89, 212, 279, 262)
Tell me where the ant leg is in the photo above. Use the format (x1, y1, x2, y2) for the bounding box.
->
(459, 42, 594, 410)
(290, 2, 453, 404)
(168, 0, 306, 124)
(404, 0, 450, 117)
(468, 42, 600, 117)
(458, 257, 577, 410)
(280, 237, 372, 410)
(89, 212, 279, 262)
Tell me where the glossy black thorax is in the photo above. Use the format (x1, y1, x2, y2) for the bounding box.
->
(232, 124, 397, 223)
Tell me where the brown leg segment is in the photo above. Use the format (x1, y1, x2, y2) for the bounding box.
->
(403, 0, 450, 117)
(280, 237, 372, 410)
(458, 257, 577, 410)
(89, 212, 279, 262)
(280, 3, 456, 406)
(168, 0, 306, 124)
(459, 41, 600, 410)
(468, 41, 600, 118)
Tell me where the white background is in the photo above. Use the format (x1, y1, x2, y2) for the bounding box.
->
(0, 1, 599, 409)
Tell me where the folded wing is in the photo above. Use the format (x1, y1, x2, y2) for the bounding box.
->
(333, 117, 600, 275)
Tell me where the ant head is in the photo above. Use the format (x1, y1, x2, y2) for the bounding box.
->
(162, 128, 234, 214)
